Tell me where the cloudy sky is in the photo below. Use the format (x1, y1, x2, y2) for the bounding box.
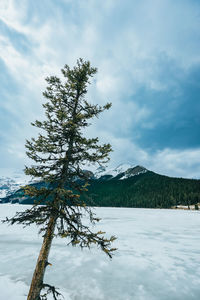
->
(0, 0, 200, 178)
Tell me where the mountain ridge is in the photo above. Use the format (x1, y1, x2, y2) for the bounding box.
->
(0, 164, 147, 200)
(1, 164, 200, 208)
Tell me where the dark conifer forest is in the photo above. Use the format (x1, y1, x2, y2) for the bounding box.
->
(85, 171, 200, 208)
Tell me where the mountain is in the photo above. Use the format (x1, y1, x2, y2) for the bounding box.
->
(1, 164, 200, 208)
(0, 172, 32, 200)
(86, 170, 200, 208)
(0, 164, 146, 203)
(94, 164, 147, 180)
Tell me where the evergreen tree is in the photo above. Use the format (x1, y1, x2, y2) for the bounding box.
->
(3, 59, 116, 300)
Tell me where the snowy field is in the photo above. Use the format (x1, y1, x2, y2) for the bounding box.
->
(0, 205, 200, 300)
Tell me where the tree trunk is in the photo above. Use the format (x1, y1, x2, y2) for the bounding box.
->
(27, 215, 56, 300)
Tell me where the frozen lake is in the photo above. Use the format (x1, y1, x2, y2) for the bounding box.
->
(0, 204, 200, 300)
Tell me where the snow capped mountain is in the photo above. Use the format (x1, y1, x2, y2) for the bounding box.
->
(0, 170, 32, 200)
(94, 164, 147, 180)
(0, 177, 15, 199)
(94, 163, 132, 178)
(119, 165, 148, 180)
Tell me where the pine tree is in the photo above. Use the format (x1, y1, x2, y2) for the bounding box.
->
(3, 59, 116, 300)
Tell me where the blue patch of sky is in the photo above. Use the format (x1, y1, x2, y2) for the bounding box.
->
(129, 64, 200, 151)
(0, 59, 23, 141)
(0, 20, 30, 55)
(0, 59, 17, 94)
(24, 1, 75, 26)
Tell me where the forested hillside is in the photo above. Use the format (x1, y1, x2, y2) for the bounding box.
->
(83, 171, 200, 208)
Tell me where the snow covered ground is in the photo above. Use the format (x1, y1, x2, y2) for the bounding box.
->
(0, 205, 200, 300)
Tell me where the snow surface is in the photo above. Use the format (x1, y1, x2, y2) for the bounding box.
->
(119, 169, 147, 180)
(94, 163, 134, 179)
(0, 205, 200, 299)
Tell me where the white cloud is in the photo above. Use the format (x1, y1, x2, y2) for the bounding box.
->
(0, 0, 27, 32)
(150, 148, 200, 179)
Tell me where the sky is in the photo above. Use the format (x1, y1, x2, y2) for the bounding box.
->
(0, 0, 200, 178)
